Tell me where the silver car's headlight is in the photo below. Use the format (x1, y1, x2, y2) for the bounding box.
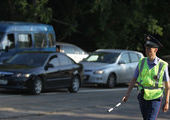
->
(16, 73, 31, 78)
(94, 70, 104, 74)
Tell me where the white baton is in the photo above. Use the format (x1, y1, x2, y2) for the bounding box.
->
(107, 102, 122, 112)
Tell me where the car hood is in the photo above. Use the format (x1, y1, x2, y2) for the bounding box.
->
(0, 64, 41, 74)
(80, 62, 116, 70)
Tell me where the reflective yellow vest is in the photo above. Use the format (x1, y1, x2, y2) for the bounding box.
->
(137, 57, 168, 100)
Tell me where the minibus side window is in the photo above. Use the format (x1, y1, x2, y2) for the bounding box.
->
(34, 33, 47, 48)
(18, 34, 32, 48)
(7, 34, 15, 49)
(48, 33, 55, 47)
(1, 34, 15, 50)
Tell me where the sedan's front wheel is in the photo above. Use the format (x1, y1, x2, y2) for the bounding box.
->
(30, 77, 43, 95)
(107, 74, 116, 88)
(68, 76, 80, 93)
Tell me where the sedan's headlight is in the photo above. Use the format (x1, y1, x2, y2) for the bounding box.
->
(16, 73, 31, 78)
(94, 70, 104, 74)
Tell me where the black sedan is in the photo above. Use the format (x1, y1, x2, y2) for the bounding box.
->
(0, 51, 83, 95)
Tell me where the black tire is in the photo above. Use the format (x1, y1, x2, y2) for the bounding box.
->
(30, 77, 43, 95)
(68, 76, 80, 93)
(107, 74, 116, 88)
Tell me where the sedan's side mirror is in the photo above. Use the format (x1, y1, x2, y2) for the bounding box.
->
(118, 60, 126, 64)
(45, 63, 54, 70)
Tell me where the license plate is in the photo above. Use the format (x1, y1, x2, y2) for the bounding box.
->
(0, 80, 8, 85)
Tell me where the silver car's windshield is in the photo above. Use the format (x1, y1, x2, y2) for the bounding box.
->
(83, 52, 120, 63)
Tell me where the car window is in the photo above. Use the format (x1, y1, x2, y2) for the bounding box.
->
(62, 45, 75, 54)
(129, 53, 139, 63)
(83, 52, 119, 63)
(18, 34, 32, 48)
(34, 33, 47, 48)
(1, 34, 15, 49)
(58, 54, 74, 65)
(137, 54, 142, 59)
(74, 46, 83, 54)
(6, 53, 48, 67)
(48, 56, 60, 67)
(119, 53, 130, 64)
(48, 33, 55, 47)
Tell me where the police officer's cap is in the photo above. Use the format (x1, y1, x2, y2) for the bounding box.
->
(144, 34, 163, 48)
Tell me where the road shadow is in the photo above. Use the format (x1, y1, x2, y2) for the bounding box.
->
(0, 88, 70, 95)
(82, 83, 128, 89)
(0, 88, 27, 95)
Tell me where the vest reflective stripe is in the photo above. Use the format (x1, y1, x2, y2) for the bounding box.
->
(139, 58, 145, 76)
(155, 62, 164, 88)
(136, 57, 167, 100)
(137, 58, 145, 89)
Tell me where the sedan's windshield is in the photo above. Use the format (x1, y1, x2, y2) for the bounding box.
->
(83, 52, 120, 63)
(6, 53, 49, 67)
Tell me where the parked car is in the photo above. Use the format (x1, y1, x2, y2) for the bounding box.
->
(0, 51, 83, 95)
(55, 42, 89, 63)
(80, 49, 144, 88)
(0, 21, 56, 63)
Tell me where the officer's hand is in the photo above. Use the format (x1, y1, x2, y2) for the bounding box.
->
(163, 103, 169, 112)
(122, 96, 128, 103)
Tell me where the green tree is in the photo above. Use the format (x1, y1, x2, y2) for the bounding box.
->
(3, 0, 52, 23)
(0, 0, 169, 55)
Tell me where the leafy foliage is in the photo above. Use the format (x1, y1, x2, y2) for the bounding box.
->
(0, 0, 170, 55)
(1, 0, 52, 23)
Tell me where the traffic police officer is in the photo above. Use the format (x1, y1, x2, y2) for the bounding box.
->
(122, 35, 170, 120)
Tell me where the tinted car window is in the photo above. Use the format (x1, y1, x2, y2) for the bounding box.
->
(18, 34, 32, 48)
(6, 53, 49, 67)
(58, 54, 74, 65)
(48, 56, 60, 67)
(7, 34, 15, 49)
(129, 53, 139, 62)
(48, 33, 55, 47)
(34, 33, 47, 48)
(119, 53, 130, 64)
(1, 34, 15, 49)
(0, 32, 3, 40)
(83, 52, 120, 63)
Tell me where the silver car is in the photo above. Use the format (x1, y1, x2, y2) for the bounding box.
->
(55, 42, 89, 63)
(81, 49, 144, 88)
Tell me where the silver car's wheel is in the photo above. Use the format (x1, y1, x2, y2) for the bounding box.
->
(68, 76, 80, 93)
(107, 74, 116, 88)
(30, 77, 42, 95)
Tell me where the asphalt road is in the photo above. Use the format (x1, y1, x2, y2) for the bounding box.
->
(0, 86, 169, 120)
